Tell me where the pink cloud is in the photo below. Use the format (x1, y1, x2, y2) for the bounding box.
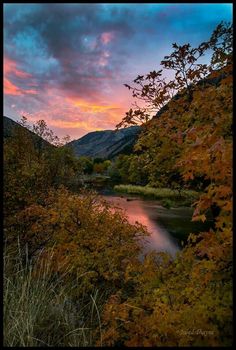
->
(14, 87, 130, 140)
(5, 73, 135, 139)
(4, 77, 37, 96)
(4, 57, 38, 96)
(4, 78, 23, 96)
(4, 57, 32, 78)
(100, 31, 115, 45)
(98, 50, 110, 67)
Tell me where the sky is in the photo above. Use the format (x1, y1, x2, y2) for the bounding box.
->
(3, 3, 233, 140)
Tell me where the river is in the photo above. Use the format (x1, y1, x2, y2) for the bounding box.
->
(100, 192, 214, 257)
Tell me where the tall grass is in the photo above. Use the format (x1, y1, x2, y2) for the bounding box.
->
(114, 185, 199, 201)
(3, 243, 103, 347)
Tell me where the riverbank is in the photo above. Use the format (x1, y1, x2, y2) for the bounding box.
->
(113, 185, 200, 208)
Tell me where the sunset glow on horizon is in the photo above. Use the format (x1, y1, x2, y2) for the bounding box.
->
(4, 3, 232, 140)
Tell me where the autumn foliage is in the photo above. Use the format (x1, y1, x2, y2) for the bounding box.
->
(102, 21, 232, 346)
(4, 22, 232, 346)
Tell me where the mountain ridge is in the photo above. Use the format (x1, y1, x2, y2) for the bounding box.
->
(3, 116, 54, 150)
(66, 126, 141, 159)
(3, 116, 141, 159)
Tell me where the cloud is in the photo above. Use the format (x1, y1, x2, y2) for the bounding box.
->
(4, 4, 134, 99)
(3, 3, 232, 139)
(4, 57, 32, 78)
(101, 31, 115, 45)
(4, 57, 38, 96)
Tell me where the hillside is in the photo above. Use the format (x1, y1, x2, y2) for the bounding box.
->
(66, 126, 141, 159)
(154, 68, 232, 119)
(3, 116, 22, 138)
(3, 116, 54, 150)
(3, 116, 140, 160)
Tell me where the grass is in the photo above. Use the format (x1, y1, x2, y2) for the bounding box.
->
(113, 184, 200, 207)
(161, 198, 173, 209)
(3, 243, 103, 347)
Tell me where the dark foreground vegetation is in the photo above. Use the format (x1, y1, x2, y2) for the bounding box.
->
(4, 22, 232, 346)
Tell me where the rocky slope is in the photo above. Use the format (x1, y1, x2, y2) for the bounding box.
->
(66, 126, 141, 159)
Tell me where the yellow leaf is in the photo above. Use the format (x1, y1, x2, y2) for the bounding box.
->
(192, 214, 206, 222)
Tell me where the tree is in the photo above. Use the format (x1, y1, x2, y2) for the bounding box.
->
(118, 21, 232, 129)
(93, 162, 106, 174)
(100, 22, 233, 347)
(160, 41, 209, 93)
(77, 156, 94, 174)
(4, 116, 82, 245)
(209, 21, 233, 70)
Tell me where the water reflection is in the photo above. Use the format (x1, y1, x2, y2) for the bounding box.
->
(102, 195, 180, 257)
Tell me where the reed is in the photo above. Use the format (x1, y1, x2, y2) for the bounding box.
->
(3, 242, 103, 347)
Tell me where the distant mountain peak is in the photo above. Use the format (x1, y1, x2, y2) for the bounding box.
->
(67, 126, 141, 159)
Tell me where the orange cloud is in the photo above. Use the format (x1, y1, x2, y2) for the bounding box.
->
(22, 108, 103, 134)
(8, 83, 131, 140)
(4, 78, 22, 95)
(66, 97, 121, 113)
(47, 119, 103, 131)
(17, 93, 126, 139)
